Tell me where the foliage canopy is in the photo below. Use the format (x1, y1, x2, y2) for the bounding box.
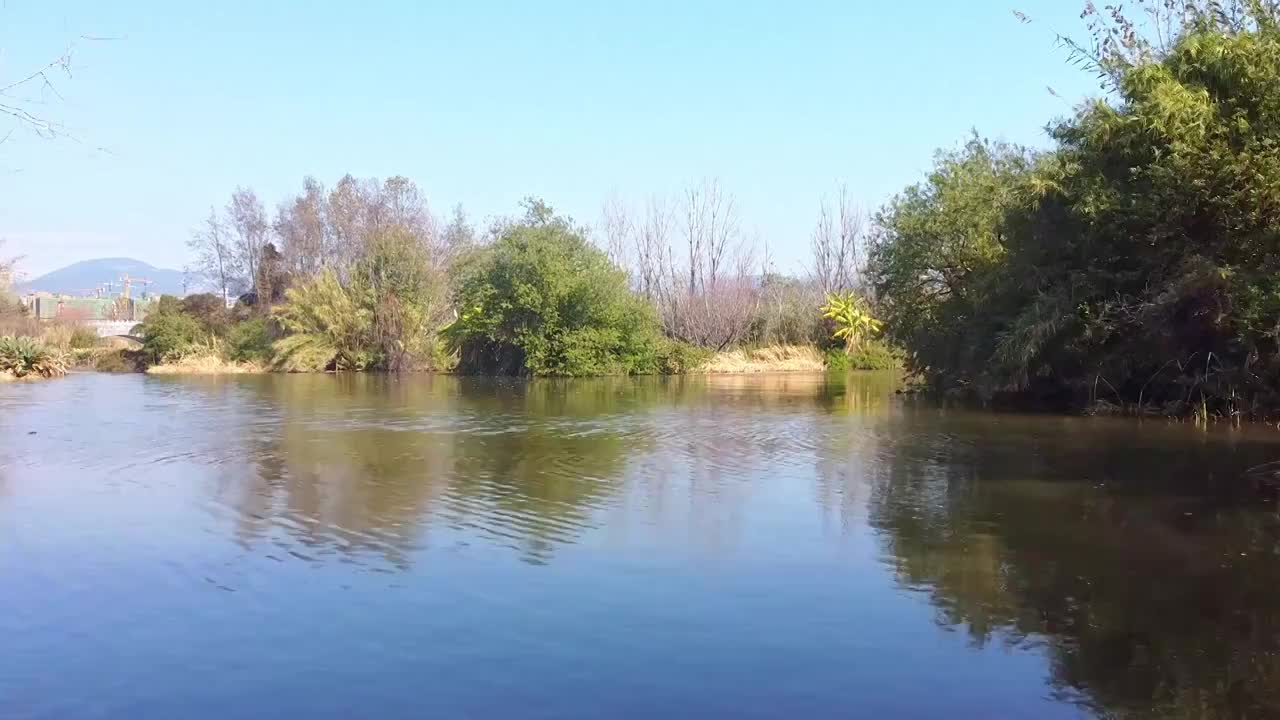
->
(448, 201, 678, 376)
(871, 3, 1280, 414)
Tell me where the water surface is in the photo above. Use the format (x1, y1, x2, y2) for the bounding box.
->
(3, 372, 1279, 719)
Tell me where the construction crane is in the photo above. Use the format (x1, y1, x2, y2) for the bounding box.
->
(119, 274, 153, 300)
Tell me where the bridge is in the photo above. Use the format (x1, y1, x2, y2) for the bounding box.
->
(85, 320, 141, 339)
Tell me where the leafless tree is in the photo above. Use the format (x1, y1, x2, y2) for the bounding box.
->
(667, 180, 756, 349)
(327, 174, 372, 270)
(441, 203, 477, 261)
(811, 184, 865, 294)
(599, 194, 634, 269)
(188, 208, 240, 304)
(635, 197, 673, 301)
(274, 176, 330, 275)
(611, 181, 757, 350)
(682, 179, 740, 294)
(227, 187, 271, 300)
(1, 42, 75, 143)
(375, 177, 435, 234)
(1, 16, 119, 151)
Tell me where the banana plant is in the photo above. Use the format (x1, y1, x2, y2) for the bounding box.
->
(821, 291, 883, 353)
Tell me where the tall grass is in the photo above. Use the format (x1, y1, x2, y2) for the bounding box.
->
(699, 344, 826, 373)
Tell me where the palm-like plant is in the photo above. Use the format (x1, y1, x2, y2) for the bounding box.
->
(272, 271, 378, 371)
(821, 291, 883, 353)
(0, 335, 68, 378)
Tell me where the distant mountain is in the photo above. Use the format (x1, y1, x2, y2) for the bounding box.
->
(16, 258, 187, 297)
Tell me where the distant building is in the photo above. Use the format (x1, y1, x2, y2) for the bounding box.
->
(28, 293, 157, 323)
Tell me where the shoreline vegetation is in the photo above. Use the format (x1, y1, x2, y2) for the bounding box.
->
(137, 343, 837, 376)
(3, 178, 896, 382)
(11, 2, 1280, 425)
(870, 2, 1280, 421)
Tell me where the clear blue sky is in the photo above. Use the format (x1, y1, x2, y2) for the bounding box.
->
(3, 0, 1100, 279)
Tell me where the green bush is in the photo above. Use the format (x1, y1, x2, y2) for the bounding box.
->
(655, 339, 710, 374)
(848, 339, 902, 370)
(273, 271, 378, 371)
(271, 228, 449, 372)
(68, 326, 101, 350)
(869, 5, 1280, 415)
(749, 275, 825, 346)
(448, 200, 669, 376)
(0, 336, 67, 378)
(180, 293, 232, 331)
(225, 317, 273, 363)
(824, 348, 851, 371)
(825, 340, 902, 371)
(94, 349, 144, 373)
(134, 301, 207, 364)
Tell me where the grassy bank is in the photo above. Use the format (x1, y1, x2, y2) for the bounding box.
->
(144, 343, 838, 376)
(699, 345, 826, 374)
(145, 353, 265, 375)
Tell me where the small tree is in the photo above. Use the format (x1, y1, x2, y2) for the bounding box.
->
(822, 291, 883, 353)
(448, 200, 665, 376)
(133, 296, 207, 364)
(811, 184, 865, 294)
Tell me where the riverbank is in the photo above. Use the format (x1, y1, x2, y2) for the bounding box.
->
(144, 355, 265, 375)
(138, 343, 853, 377)
(697, 345, 826, 374)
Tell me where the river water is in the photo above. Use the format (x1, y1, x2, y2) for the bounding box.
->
(2, 372, 1279, 719)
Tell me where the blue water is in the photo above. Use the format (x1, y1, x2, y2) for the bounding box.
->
(3, 372, 1278, 718)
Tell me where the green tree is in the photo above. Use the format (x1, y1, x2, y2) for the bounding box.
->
(133, 296, 208, 364)
(272, 271, 377, 371)
(870, 137, 1037, 392)
(872, 3, 1280, 414)
(271, 227, 449, 372)
(448, 200, 669, 376)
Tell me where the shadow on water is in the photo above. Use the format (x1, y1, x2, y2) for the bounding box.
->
(859, 412, 1280, 718)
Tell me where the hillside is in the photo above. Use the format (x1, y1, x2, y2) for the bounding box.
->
(16, 258, 186, 296)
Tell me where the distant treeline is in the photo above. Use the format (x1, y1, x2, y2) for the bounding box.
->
(149, 175, 891, 376)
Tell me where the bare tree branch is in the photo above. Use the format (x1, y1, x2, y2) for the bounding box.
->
(810, 183, 865, 294)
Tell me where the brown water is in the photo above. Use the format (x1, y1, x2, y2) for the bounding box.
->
(2, 372, 1280, 719)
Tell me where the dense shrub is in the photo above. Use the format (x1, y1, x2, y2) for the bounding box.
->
(180, 293, 232, 330)
(824, 348, 851, 371)
(272, 271, 374, 371)
(449, 201, 670, 376)
(654, 338, 711, 374)
(871, 5, 1280, 415)
(749, 275, 826, 346)
(0, 304, 40, 338)
(134, 299, 208, 364)
(226, 317, 273, 363)
(67, 326, 101, 350)
(94, 349, 145, 373)
(847, 339, 902, 371)
(271, 228, 449, 372)
(350, 227, 451, 371)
